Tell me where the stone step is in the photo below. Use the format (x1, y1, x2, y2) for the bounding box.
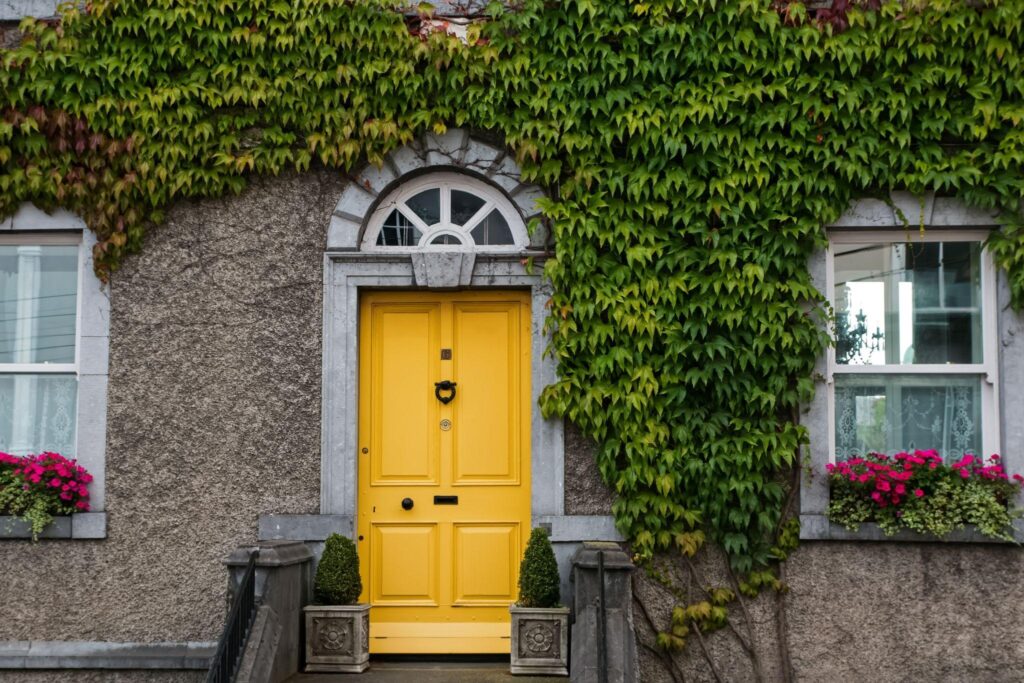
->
(288, 659, 566, 682)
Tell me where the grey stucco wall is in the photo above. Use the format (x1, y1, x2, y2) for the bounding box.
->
(786, 542, 1024, 682)
(564, 421, 615, 516)
(636, 540, 1024, 682)
(0, 170, 338, 642)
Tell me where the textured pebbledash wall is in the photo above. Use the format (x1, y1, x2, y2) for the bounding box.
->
(563, 422, 615, 516)
(0, 170, 338, 642)
(635, 540, 1024, 682)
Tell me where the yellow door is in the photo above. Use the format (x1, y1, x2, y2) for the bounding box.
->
(357, 290, 532, 654)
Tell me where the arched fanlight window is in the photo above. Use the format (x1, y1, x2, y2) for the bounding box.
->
(361, 172, 528, 252)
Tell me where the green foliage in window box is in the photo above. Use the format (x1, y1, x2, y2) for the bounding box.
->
(827, 451, 1023, 542)
(517, 527, 560, 608)
(314, 533, 363, 605)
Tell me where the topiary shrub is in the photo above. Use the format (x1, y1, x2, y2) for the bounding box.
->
(517, 527, 560, 608)
(315, 533, 363, 605)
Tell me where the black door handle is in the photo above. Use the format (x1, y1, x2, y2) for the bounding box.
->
(401, 497, 414, 510)
(434, 380, 457, 404)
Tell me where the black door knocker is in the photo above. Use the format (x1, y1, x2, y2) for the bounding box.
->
(434, 380, 457, 405)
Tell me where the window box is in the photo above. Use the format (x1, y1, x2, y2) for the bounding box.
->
(800, 513, 1020, 543)
(0, 511, 106, 539)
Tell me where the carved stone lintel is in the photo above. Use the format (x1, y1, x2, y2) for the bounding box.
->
(411, 251, 476, 288)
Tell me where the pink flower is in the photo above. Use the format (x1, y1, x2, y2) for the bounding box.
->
(914, 489, 925, 498)
(49, 477, 61, 488)
(959, 469, 970, 479)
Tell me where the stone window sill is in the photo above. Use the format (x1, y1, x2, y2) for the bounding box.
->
(800, 514, 1022, 544)
(0, 512, 106, 540)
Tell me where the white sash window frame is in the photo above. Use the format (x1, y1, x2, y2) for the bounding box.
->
(825, 229, 1001, 463)
(0, 205, 109, 539)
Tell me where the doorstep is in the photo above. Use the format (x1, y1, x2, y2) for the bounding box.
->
(287, 660, 566, 682)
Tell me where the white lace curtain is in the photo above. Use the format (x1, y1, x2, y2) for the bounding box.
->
(835, 380, 980, 462)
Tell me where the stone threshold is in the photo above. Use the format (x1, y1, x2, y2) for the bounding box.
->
(0, 512, 106, 540)
(0, 640, 215, 669)
(800, 514, 1022, 543)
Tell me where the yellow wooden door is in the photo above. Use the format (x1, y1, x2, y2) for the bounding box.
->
(357, 290, 532, 654)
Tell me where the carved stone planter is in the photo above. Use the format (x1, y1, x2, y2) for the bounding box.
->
(510, 605, 570, 676)
(303, 604, 370, 673)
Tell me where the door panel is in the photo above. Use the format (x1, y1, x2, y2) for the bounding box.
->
(452, 522, 520, 605)
(452, 303, 520, 484)
(358, 290, 531, 654)
(370, 523, 439, 605)
(371, 303, 441, 485)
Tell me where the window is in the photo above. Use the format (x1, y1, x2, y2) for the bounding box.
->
(828, 230, 999, 463)
(362, 172, 528, 251)
(0, 235, 82, 456)
(0, 205, 110, 538)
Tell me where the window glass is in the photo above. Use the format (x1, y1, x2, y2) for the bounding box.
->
(834, 374, 981, 462)
(470, 210, 514, 246)
(0, 245, 78, 365)
(0, 373, 77, 455)
(406, 189, 441, 225)
(429, 234, 463, 245)
(834, 241, 982, 365)
(376, 210, 423, 247)
(451, 190, 485, 226)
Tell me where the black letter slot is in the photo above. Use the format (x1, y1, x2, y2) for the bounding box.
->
(433, 495, 459, 505)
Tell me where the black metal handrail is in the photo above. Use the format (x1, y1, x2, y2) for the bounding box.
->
(207, 550, 259, 683)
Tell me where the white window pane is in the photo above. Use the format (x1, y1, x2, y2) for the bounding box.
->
(0, 245, 78, 364)
(429, 234, 463, 245)
(834, 374, 981, 462)
(376, 210, 422, 247)
(834, 241, 983, 365)
(405, 189, 440, 226)
(450, 190, 485, 226)
(470, 209, 514, 246)
(0, 374, 77, 455)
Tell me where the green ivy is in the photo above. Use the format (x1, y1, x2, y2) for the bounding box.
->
(3, 0, 1024, 572)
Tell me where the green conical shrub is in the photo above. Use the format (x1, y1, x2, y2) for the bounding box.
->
(517, 527, 560, 608)
(314, 533, 362, 605)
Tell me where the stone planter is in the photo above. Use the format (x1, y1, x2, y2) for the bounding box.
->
(303, 604, 370, 673)
(510, 605, 570, 676)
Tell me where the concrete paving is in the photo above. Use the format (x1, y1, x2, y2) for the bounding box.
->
(288, 658, 566, 682)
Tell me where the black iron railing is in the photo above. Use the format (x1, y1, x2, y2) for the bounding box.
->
(207, 550, 259, 683)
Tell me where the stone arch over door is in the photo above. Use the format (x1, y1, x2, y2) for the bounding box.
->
(327, 130, 548, 252)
